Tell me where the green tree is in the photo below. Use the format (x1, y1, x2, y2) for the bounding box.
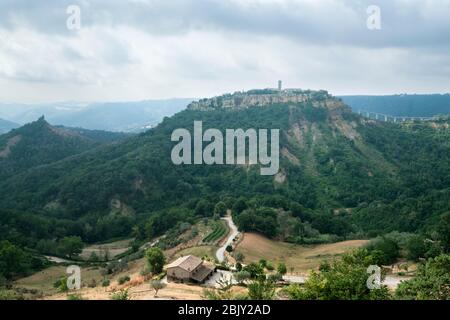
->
(247, 278, 276, 300)
(285, 249, 391, 300)
(406, 235, 427, 261)
(277, 262, 287, 275)
(243, 263, 265, 279)
(366, 237, 399, 265)
(0, 241, 31, 279)
(145, 247, 166, 274)
(437, 212, 450, 253)
(57, 236, 84, 259)
(195, 200, 213, 217)
(232, 198, 247, 214)
(396, 254, 450, 300)
(214, 201, 227, 217)
(150, 280, 166, 297)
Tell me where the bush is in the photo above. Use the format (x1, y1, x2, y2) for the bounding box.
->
(118, 276, 130, 285)
(89, 252, 99, 262)
(265, 262, 274, 271)
(54, 277, 69, 293)
(396, 255, 450, 300)
(268, 273, 283, 283)
(277, 263, 287, 275)
(110, 289, 129, 300)
(102, 279, 110, 287)
(234, 252, 245, 263)
(0, 290, 24, 300)
(234, 271, 251, 284)
(67, 294, 84, 300)
(247, 278, 276, 300)
(87, 279, 97, 288)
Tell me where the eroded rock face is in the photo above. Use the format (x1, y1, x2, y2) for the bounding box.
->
(187, 89, 331, 110)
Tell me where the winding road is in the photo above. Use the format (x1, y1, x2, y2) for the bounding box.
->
(216, 215, 240, 263)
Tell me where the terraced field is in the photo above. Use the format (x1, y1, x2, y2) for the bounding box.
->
(203, 221, 228, 244)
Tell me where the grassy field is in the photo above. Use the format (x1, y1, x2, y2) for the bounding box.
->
(79, 238, 134, 261)
(172, 245, 218, 261)
(13, 265, 105, 298)
(236, 233, 368, 274)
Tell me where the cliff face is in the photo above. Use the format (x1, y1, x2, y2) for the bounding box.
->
(187, 89, 338, 111)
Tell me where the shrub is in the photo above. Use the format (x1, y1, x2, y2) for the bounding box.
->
(102, 279, 110, 287)
(265, 262, 274, 271)
(277, 263, 287, 275)
(110, 289, 129, 300)
(0, 290, 24, 300)
(268, 273, 283, 283)
(54, 277, 69, 293)
(247, 278, 276, 300)
(118, 275, 130, 285)
(234, 271, 251, 285)
(89, 252, 99, 262)
(234, 252, 245, 263)
(396, 255, 450, 300)
(87, 279, 97, 288)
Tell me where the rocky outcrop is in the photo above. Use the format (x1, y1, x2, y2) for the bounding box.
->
(187, 89, 332, 111)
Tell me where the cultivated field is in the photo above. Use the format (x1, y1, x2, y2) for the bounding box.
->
(236, 233, 368, 274)
(79, 238, 134, 261)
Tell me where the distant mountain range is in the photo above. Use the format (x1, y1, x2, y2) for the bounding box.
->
(0, 118, 19, 134)
(340, 94, 450, 117)
(1, 95, 449, 133)
(0, 99, 193, 133)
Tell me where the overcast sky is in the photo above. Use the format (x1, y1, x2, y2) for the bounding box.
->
(0, 0, 449, 103)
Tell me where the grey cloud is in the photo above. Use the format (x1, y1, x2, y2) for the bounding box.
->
(1, 0, 449, 48)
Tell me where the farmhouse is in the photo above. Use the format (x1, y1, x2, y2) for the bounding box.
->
(166, 255, 215, 283)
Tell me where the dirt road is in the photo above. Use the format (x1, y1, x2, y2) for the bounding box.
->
(216, 216, 239, 263)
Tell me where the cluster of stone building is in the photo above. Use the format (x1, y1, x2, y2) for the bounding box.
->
(187, 82, 330, 111)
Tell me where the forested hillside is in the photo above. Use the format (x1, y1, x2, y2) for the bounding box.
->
(0, 93, 448, 259)
(0, 117, 130, 181)
(341, 94, 450, 117)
